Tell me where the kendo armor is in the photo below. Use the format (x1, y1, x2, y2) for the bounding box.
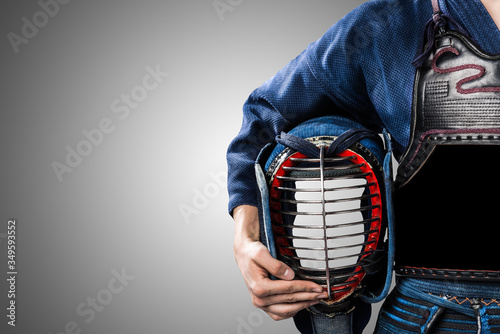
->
(396, 0, 500, 280)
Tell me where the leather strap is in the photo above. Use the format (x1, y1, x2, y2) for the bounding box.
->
(275, 128, 381, 159)
(412, 0, 471, 68)
(431, 0, 443, 27)
(432, 0, 440, 14)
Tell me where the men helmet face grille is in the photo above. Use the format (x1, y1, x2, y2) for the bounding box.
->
(267, 137, 383, 305)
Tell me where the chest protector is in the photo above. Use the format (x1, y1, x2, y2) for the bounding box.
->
(394, 0, 500, 280)
(396, 5, 500, 187)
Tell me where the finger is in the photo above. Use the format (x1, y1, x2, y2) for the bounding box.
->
(264, 300, 322, 321)
(254, 291, 328, 308)
(248, 277, 324, 300)
(255, 277, 325, 297)
(250, 244, 295, 280)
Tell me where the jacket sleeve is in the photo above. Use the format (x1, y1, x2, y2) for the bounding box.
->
(226, 0, 403, 215)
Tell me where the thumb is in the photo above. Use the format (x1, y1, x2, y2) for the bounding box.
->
(275, 265, 295, 281)
(255, 246, 295, 280)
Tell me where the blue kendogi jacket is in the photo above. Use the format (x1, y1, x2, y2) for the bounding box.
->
(226, 0, 500, 215)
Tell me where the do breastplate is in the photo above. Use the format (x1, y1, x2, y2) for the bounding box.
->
(394, 2, 500, 281)
(396, 30, 500, 187)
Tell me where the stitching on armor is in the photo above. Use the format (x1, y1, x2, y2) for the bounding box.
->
(425, 81, 449, 98)
(429, 134, 500, 141)
(434, 295, 500, 307)
(431, 47, 500, 94)
(423, 97, 500, 128)
(396, 266, 500, 281)
(402, 137, 433, 173)
(427, 97, 500, 102)
(403, 128, 500, 172)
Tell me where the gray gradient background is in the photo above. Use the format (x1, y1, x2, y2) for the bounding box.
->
(0, 0, 382, 333)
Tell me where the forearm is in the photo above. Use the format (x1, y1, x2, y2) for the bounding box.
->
(233, 205, 260, 244)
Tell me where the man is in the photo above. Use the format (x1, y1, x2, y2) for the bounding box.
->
(227, 0, 500, 332)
